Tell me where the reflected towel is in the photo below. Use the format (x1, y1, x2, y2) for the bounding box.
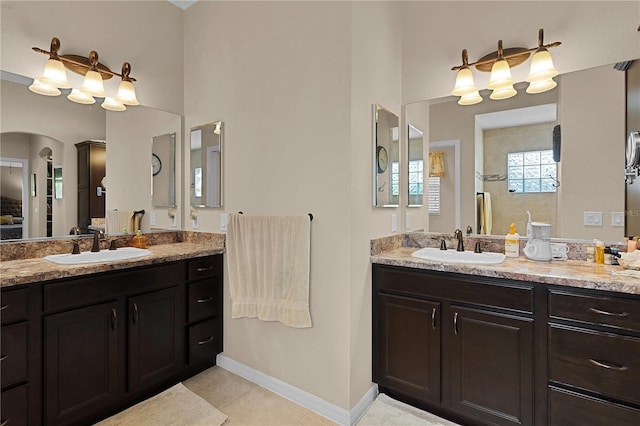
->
(106, 210, 134, 235)
(483, 192, 492, 235)
(227, 214, 312, 328)
(477, 194, 485, 235)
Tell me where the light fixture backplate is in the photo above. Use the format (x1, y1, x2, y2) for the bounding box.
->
(60, 54, 114, 80)
(475, 47, 530, 72)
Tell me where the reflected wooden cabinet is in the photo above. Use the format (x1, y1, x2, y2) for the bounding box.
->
(76, 140, 105, 233)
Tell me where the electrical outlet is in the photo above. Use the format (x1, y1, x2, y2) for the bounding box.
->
(584, 211, 603, 226)
(149, 212, 156, 226)
(192, 217, 199, 229)
(406, 213, 411, 230)
(611, 211, 625, 227)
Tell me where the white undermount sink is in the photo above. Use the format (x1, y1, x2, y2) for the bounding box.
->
(44, 247, 151, 265)
(412, 247, 506, 265)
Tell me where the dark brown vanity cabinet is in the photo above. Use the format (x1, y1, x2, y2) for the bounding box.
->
(1, 286, 34, 426)
(2, 253, 223, 426)
(373, 264, 536, 426)
(547, 288, 640, 425)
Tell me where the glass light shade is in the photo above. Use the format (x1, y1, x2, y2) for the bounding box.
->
(487, 59, 515, 90)
(38, 59, 71, 89)
(115, 80, 139, 106)
(458, 90, 483, 105)
(451, 67, 478, 96)
(28, 79, 61, 96)
(80, 70, 106, 98)
(101, 97, 126, 112)
(526, 78, 557, 94)
(490, 85, 517, 100)
(526, 49, 559, 82)
(67, 89, 96, 104)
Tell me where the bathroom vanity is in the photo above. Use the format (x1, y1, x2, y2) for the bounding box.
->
(0, 241, 223, 426)
(372, 245, 640, 426)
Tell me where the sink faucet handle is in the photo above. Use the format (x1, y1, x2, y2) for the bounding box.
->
(474, 242, 482, 253)
(440, 239, 447, 250)
(109, 239, 118, 251)
(71, 241, 81, 254)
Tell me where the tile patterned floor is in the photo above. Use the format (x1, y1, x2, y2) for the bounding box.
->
(183, 366, 338, 426)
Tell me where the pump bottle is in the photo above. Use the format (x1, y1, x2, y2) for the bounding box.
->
(505, 223, 520, 258)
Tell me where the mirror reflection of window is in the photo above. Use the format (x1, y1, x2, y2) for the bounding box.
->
(194, 167, 202, 197)
(407, 124, 424, 206)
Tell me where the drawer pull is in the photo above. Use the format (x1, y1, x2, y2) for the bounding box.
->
(111, 309, 117, 330)
(197, 336, 214, 345)
(132, 303, 139, 324)
(0, 304, 8, 311)
(453, 312, 459, 335)
(431, 307, 437, 330)
(589, 358, 629, 371)
(0, 354, 8, 362)
(196, 266, 213, 272)
(589, 307, 629, 317)
(196, 297, 213, 303)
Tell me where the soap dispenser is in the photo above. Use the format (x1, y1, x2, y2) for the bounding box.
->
(132, 230, 147, 249)
(505, 223, 520, 258)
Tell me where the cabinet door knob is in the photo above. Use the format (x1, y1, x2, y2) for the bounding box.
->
(589, 358, 629, 371)
(453, 312, 459, 335)
(589, 307, 629, 317)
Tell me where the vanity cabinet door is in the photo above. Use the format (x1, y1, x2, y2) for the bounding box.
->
(449, 305, 534, 426)
(44, 301, 120, 425)
(128, 286, 183, 393)
(374, 293, 441, 404)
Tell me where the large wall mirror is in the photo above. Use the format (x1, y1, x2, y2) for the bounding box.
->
(190, 121, 223, 208)
(0, 71, 182, 241)
(373, 104, 400, 207)
(152, 132, 176, 207)
(414, 59, 638, 241)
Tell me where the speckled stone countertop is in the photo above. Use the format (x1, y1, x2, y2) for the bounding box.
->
(372, 247, 640, 296)
(1, 231, 225, 288)
(371, 232, 640, 296)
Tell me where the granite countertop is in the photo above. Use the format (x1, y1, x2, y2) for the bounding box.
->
(372, 247, 640, 296)
(1, 242, 224, 288)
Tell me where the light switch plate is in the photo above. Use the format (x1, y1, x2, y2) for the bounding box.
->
(584, 211, 603, 226)
(611, 211, 625, 227)
(192, 217, 199, 229)
(220, 213, 227, 231)
(171, 215, 177, 228)
(406, 213, 411, 230)
(391, 214, 397, 232)
(149, 212, 156, 226)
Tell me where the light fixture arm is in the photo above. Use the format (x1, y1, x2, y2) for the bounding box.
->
(451, 29, 561, 71)
(32, 37, 136, 82)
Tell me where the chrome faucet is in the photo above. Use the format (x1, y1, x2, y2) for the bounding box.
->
(454, 229, 464, 252)
(91, 230, 105, 252)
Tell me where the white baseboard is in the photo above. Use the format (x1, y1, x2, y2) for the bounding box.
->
(216, 355, 378, 426)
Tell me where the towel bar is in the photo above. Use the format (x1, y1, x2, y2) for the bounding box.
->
(235, 212, 313, 221)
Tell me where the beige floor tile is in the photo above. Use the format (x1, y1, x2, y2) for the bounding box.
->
(183, 366, 257, 409)
(298, 412, 340, 426)
(220, 386, 316, 426)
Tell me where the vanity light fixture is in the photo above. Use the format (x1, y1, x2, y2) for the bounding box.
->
(451, 29, 560, 105)
(28, 37, 139, 111)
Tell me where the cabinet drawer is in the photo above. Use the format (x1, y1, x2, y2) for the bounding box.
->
(1, 322, 28, 387)
(1, 288, 28, 324)
(1, 383, 29, 426)
(549, 386, 640, 426)
(549, 324, 640, 405)
(188, 318, 218, 366)
(188, 256, 221, 281)
(188, 279, 219, 323)
(549, 290, 640, 332)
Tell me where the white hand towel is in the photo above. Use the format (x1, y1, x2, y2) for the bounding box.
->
(106, 210, 134, 235)
(227, 214, 312, 328)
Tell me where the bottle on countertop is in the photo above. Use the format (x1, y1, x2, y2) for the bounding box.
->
(132, 230, 147, 249)
(627, 236, 636, 253)
(594, 239, 605, 264)
(586, 246, 595, 263)
(504, 223, 520, 258)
